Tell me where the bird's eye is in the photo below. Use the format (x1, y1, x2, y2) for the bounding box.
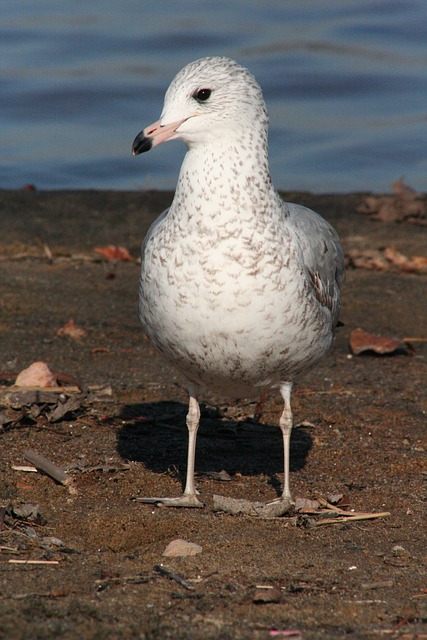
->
(194, 88, 212, 103)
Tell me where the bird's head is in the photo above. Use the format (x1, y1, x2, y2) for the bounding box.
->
(132, 56, 268, 155)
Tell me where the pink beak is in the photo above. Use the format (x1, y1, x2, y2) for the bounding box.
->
(132, 117, 188, 155)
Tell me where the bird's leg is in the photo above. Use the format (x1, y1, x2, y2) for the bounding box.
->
(181, 391, 203, 503)
(277, 382, 294, 503)
(137, 385, 204, 508)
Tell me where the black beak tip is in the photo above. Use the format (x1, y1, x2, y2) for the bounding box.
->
(132, 131, 152, 156)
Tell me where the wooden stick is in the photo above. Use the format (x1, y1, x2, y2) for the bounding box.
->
(154, 564, 194, 590)
(24, 450, 77, 495)
(8, 559, 59, 565)
(315, 511, 391, 526)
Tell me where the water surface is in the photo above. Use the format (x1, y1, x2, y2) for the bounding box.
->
(1, 0, 426, 192)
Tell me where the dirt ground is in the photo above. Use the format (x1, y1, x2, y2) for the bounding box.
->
(0, 189, 426, 640)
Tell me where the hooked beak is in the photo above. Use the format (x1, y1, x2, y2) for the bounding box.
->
(132, 117, 189, 155)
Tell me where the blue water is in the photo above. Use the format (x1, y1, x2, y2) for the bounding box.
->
(1, 0, 426, 193)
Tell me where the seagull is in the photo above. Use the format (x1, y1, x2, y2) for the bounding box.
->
(132, 56, 344, 510)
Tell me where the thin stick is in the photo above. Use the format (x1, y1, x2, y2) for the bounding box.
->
(154, 564, 194, 590)
(8, 559, 60, 565)
(24, 450, 77, 495)
(315, 512, 391, 526)
(316, 498, 345, 513)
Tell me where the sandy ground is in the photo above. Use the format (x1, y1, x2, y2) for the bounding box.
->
(0, 189, 426, 640)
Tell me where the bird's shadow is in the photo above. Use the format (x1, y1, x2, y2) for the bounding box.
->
(116, 401, 312, 496)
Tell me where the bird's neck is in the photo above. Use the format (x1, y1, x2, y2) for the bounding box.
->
(172, 137, 279, 218)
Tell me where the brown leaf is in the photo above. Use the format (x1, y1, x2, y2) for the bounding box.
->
(93, 245, 132, 261)
(48, 395, 84, 423)
(345, 249, 389, 271)
(350, 328, 409, 356)
(57, 319, 87, 340)
(383, 247, 427, 274)
(357, 178, 426, 224)
(15, 362, 57, 388)
(346, 247, 427, 274)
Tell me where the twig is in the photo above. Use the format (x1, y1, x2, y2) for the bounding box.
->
(316, 497, 345, 514)
(24, 450, 77, 495)
(8, 559, 59, 565)
(0, 546, 19, 552)
(315, 498, 391, 524)
(315, 511, 391, 526)
(154, 564, 194, 590)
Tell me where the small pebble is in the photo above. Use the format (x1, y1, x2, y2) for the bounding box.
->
(162, 538, 202, 557)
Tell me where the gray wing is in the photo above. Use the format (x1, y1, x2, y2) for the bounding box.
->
(285, 202, 345, 326)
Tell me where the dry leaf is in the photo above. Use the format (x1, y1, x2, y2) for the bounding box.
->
(357, 178, 426, 224)
(345, 249, 389, 271)
(15, 362, 57, 388)
(350, 328, 409, 356)
(57, 319, 87, 340)
(383, 247, 427, 273)
(93, 245, 132, 261)
(346, 247, 427, 274)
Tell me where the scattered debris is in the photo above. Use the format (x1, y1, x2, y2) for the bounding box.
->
(200, 469, 232, 482)
(361, 580, 394, 590)
(253, 585, 282, 604)
(57, 319, 87, 341)
(32, 238, 53, 263)
(162, 539, 203, 557)
(0, 383, 111, 430)
(269, 630, 302, 638)
(93, 245, 132, 262)
(24, 450, 77, 495)
(346, 247, 427, 274)
(213, 494, 390, 525)
(294, 497, 320, 512)
(38, 536, 65, 550)
(94, 571, 150, 592)
(154, 564, 194, 590)
(350, 328, 412, 356)
(383, 246, 427, 273)
(326, 493, 345, 505)
(65, 459, 130, 474)
(305, 498, 391, 526)
(47, 394, 84, 423)
(357, 178, 426, 225)
(213, 495, 293, 517)
(12, 503, 42, 521)
(93, 244, 133, 278)
(15, 362, 57, 388)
